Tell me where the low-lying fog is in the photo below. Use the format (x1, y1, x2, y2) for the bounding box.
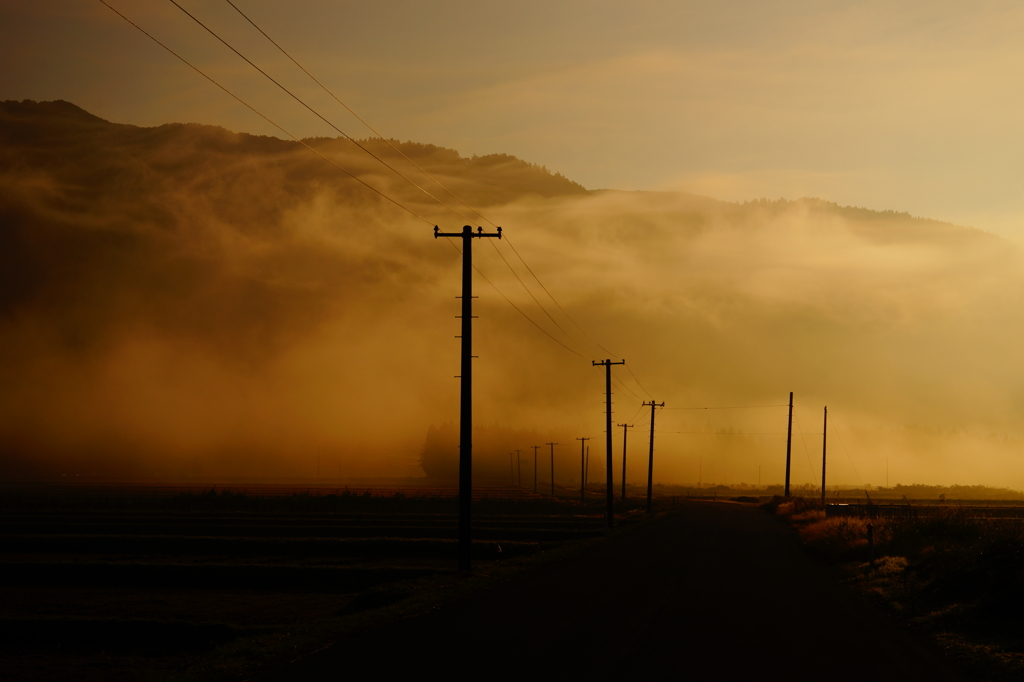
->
(3, 100, 1022, 489)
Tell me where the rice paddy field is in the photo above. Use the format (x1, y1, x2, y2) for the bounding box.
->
(0, 482, 630, 682)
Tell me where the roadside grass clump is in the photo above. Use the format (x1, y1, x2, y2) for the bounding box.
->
(769, 495, 821, 521)
(799, 516, 870, 560)
(773, 500, 1024, 680)
(791, 509, 825, 523)
(871, 554, 908, 575)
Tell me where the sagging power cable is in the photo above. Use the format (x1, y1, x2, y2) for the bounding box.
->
(224, 0, 493, 228)
(102, 0, 591, 366)
(219, 1, 646, 382)
(168, 0, 477, 226)
(98, 0, 432, 226)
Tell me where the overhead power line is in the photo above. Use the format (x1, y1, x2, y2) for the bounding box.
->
(111, 0, 662, 388)
(167, 0, 475, 225)
(500, 235, 621, 359)
(224, 0, 492, 227)
(97, 0, 431, 225)
(625, 403, 647, 425)
(794, 412, 818, 483)
(827, 411, 865, 487)
(611, 375, 644, 403)
(656, 431, 788, 435)
(662, 405, 790, 410)
(176, 0, 613, 365)
(624, 363, 653, 400)
(486, 240, 589, 356)
(219, 0, 645, 382)
(103, 0, 591, 362)
(442, 240, 585, 359)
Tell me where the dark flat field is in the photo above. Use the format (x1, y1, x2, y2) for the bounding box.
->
(0, 487, 612, 682)
(285, 500, 974, 681)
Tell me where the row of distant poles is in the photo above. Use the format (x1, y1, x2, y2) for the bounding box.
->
(441, 228, 834, 571)
(439, 225, 669, 571)
(509, 402, 661, 507)
(783, 391, 832, 506)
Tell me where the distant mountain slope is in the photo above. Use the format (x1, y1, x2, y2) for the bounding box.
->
(1, 100, 1021, 489)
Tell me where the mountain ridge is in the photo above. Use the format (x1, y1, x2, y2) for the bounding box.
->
(1, 99, 991, 239)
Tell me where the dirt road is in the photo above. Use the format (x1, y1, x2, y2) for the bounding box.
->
(286, 501, 969, 680)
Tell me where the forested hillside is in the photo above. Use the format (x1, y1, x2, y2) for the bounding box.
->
(2, 100, 1021, 489)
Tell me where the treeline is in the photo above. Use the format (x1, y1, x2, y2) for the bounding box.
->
(873, 483, 1024, 500)
(420, 423, 556, 481)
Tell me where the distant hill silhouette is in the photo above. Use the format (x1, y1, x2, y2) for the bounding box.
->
(1, 100, 1020, 488)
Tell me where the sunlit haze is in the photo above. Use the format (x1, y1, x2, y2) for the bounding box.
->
(2, 1, 1024, 490)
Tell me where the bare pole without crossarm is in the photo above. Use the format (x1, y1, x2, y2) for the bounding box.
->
(577, 437, 590, 502)
(434, 224, 501, 572)
(618, 423, 633, 502)
(784, 391, 794, 497)
(821, 406, 828, 507)
(643, 400, 665, 513)
(546, 442, 558, 496)
(532, 445, 540, 493)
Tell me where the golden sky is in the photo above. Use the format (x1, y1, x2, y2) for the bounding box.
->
(4, 2, 1024, 489)
(4, 1, 1024, 237)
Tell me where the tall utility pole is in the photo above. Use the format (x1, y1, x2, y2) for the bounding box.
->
(617, 423, 634, 502)
(576, 437, 590, 502)
(821, 406, 828, 507)
(546, 442, 558, 496)
(531, 445, 540, 493)
(434, 224, 502, 572)
(515, 449, 522, 487)
(643, 400, 665, 513)
(593, 359, 625, 528)
(784, 391, 794, 497)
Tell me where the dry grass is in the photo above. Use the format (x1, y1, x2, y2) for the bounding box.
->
(799, 517, 870, 560)
(769, 498, 1024, 680)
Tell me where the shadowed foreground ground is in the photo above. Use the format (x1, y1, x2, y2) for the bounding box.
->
(277, 501, 970, 680)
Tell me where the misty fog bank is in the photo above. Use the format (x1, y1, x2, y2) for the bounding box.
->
(2, 100, 1023, 489)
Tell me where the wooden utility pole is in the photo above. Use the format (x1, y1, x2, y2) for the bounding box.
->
(784, 391, 794, 497)
(433, 224, 501, 572)
(821, 406, 828, 507)
(593, 359, 625, 528)
(585, 446, 589, 490)
(643, 400, 665, 513)
(546, 442, 558, 495)
(576, 437, 590, 502)
(531, 445, 540, 493)
(618, 423, 634, 501)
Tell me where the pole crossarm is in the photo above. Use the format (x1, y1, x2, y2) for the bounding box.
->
(435, 225, 502, 240)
